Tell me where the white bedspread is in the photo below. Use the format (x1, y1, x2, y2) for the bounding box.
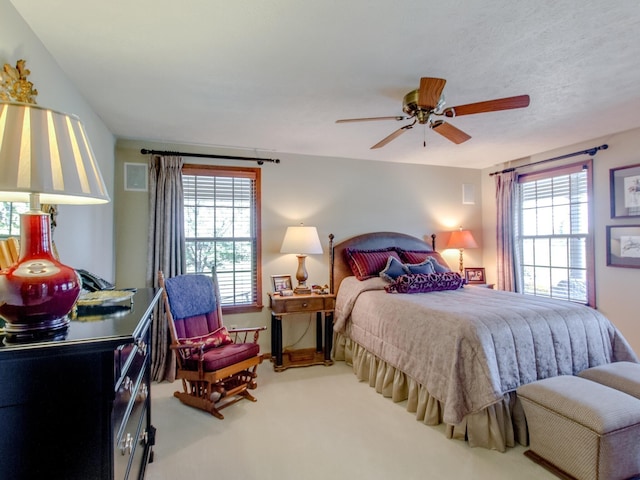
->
(334, 276, 638, 424)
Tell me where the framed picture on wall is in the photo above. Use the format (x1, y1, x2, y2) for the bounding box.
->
(606, 225, 640, 268)
(464, 267, 486, 284)
(610, 163, 640, 218)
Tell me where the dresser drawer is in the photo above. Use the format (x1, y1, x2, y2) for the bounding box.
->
(114, 373, 149, 480)
(115, 319, 151, 381)
(125, 409, 150, 480)
(113, 362, 147, 440)
(114, 332, 149, 434)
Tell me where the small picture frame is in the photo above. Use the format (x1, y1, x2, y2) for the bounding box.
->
(610, 163, 640, 218)
(606, 225, 640, 268)
(464, 267, 486, 284)
(271, 274, 293, 293)
(124, 163, 148, 192)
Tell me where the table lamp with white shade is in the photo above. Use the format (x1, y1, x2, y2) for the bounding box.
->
(0, 101, 110, 338)
(280, 224, 323, 294)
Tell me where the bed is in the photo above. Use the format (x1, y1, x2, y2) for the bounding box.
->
(329, 231, 638, 451)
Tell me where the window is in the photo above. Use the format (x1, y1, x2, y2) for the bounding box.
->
(182, 165, 262, 312)
(0, 202, 28, 237)
(515, 160, 595, 306)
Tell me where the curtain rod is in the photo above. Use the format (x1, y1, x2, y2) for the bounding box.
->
(140, 148, 280, 165)
(488, 144, 608, 176)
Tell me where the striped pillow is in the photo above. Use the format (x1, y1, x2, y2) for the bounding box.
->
(345, 248, 402, 280)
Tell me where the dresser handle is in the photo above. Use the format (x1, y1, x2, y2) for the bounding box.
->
(120, 433, 134, 456)
(137, 383, 148, 401)
(302, 303, 308, 307)
(123, 376, 133, 393)
(139, 428, 148, 445)
(136, 339, 147, 356)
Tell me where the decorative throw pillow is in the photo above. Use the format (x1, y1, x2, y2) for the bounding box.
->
(345, 247, 402, 280)
(405, 259, 436, 275)
(379, 256, 410, 282)
(179, 326, 233, 351)
(385, 272, 464, 294)
(397, 249, 452, 273)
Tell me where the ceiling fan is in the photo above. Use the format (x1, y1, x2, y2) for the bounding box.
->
(336, 77, 530, 149)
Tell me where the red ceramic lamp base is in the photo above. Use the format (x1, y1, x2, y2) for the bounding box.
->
(0, 212, 80, 337)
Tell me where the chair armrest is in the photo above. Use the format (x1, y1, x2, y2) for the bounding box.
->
(228, 326, 267, 333)
(228, 326, 267, 344)
(170, 342, 205, 361)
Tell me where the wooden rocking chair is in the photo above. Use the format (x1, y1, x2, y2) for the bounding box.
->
(158, 270, 266, 419)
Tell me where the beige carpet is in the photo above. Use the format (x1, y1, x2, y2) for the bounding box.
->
(145, 360, 556, 480)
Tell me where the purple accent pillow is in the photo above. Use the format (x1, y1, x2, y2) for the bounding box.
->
(385, 272, 464, 294)
(345, 248, 402, 280)
(397, 249, 452, 273)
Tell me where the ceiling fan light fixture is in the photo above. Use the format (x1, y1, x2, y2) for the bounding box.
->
(335, 76, 529, 149)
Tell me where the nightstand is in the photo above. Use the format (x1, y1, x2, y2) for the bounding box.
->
(268, 292, 335, 372)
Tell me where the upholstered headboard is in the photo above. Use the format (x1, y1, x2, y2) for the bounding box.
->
(329, 232, 436, 294)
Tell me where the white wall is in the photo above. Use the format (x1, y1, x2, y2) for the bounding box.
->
(481, 128, 640, 354)
(115, 139, 483, 352)
(1, 0, 115, 279)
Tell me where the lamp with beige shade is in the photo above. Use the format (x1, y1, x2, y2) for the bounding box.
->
(280, 224, 323, 295)
(446, 227, 478, 275)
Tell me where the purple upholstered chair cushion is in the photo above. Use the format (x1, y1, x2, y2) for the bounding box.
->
(184, 342, 260, 371)
(165, 274, 224, 341)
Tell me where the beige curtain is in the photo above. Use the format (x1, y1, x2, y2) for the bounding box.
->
(147, 154, 185, 382)
(495, 170, 517, 291)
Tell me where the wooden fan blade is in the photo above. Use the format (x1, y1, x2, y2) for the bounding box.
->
(371, 124, 413, 149)
(336, 116, 407, 123)
(431, 120, 471, 144)
(417, 77, 446, 109)
(444, 94, 530, 117)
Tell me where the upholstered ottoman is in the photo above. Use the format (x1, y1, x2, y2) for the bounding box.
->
(579, 361, 640, 399)
(517, 375, 640, 480)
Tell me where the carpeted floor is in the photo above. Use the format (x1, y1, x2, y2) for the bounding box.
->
(145, 360, 556, 480)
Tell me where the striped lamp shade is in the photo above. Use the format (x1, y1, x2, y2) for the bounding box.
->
(0, 102, 109, 205)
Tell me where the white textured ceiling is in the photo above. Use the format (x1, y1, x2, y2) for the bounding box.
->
(10, 0, 640, 169)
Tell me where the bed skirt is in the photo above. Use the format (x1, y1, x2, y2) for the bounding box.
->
(333, 332, 529, 452)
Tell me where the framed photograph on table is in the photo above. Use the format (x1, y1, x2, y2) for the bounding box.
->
(610, 163, 640, 218)
(606, 225, 640, 268)
(271, 274, 292, 293)
(464, 267, 486, 284)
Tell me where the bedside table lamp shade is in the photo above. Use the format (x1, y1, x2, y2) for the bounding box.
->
(280, 225, 322, 294)
(0, 102, 110, 338)
(446, 227, 478, 274)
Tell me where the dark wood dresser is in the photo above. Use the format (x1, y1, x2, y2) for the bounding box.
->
(0, 288, 162, 480)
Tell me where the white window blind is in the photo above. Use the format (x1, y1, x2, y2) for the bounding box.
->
(0, 202, 27, 237)
(516, 161, 594, 305)
(182, 166, 261, 309)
